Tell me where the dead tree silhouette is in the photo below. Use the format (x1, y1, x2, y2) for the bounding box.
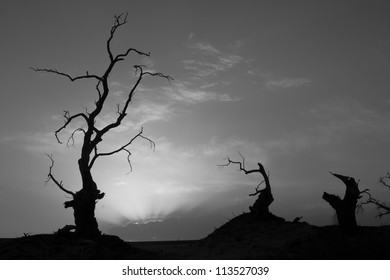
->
(361, 172, 390, 217)
(323, 172, 367, 232)
(219, 153, 283, 221)
(31, 13, 172, 238)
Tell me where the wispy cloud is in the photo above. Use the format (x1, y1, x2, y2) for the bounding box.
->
(163, 34, 245, 104)
(93, 99, 175, 134)
(163, 80, 240, 104)
(130, 101, 174, 127)
(187, 33, 220, 55)
(110, 81, 122, 87)
(266, 77, 311, 89)
(190, 41, 220, 55)
(184, 34, 244, 78)
(248, 69, 311, 90)
(163, 81, 217, 104)
(183, 54, 244, 78)
(218, 94, 241, 102)
(1, 131, 73, 155)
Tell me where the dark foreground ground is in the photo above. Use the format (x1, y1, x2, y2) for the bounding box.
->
(1, 213, 390, 259)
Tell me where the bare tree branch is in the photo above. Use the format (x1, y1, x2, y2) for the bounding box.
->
(105, 13, 151, 63)
(45, 154, 75, 196)
(29, 67, 102, 82)
(218, 153, 271, 194)
(134, 65, 174, 82)
(115, 48, 151, 62)
(379, 172, 390, 189)
(95, 80, 102, 99)
(218, 157, 250, 173)
(54, 111, 89, 144)
(359, 174, 390, 218)
(249, 180, 266, 196)
(107, 12, 129, 62)
(218, 156, 267, 176)
(66, 127, 86, 147)
(360, 190, 390, 217)
(96, 65, 172, 139)
(88, 127, 155, 170)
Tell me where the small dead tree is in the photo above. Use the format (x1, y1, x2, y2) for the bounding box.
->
(32, 13, 172, 238)
(219, 153, 282, 220)
(362, 172, 390, 217)
(323, 172, 366, 232)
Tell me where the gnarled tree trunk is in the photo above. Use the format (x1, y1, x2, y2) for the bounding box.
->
(323, 172, 362, 232)
(62, 161, 104, 237)
(249, 163, 274, 217)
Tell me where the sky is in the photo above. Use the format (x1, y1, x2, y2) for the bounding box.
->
(1, 0, 390, 239)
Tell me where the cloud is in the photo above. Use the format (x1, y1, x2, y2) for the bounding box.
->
(92, 99, 175, 135)
(141, 57, 157, 73)
(218, 94, 241, 102)
(190, 41, 220, 55)
(163, 80, 240, 104)
(1, 131, 74, 155)
(110, 81, 123, 87)
(248, 69, 311, 90)
(130, 101, 174, 127)
(218, 54, 243, 69)
(112, 90, 124, 97)
(265, 77, 311, 89)
(182, 55, 243, 78)
(163, 81, 217, 104)
(187, 34, 220, 55)
(184, 34, 244, 78)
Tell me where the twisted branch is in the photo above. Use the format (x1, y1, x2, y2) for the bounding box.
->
(88, 127, 155, 171)
(66, 127, 86, 147)
(54, 111, 89, 144)
(218, 152, 271, 195)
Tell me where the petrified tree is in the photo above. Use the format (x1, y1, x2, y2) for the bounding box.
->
(219, 153, 282, 220)
(32, 13, 171, 238)
(323, 172, 364, 232)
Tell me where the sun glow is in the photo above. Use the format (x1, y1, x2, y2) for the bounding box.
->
(97, 179, 204, 225)
(91, 136, 267, 226)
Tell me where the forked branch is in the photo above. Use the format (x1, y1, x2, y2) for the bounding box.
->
(45, 154, 75, 197)
(359, 173, 390, 218)
(66, 127, 86, 147)
(97, 65, 172, 138)
(249, 180, 266, 196)
(53, 111, 89, 144)
(88, 127, 155, 171)
(379, 172, 390, 189)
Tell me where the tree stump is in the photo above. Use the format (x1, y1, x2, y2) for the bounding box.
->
(323, 172, 362, 232)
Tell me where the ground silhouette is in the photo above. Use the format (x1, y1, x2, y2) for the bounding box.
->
(1, 212, 390, 259)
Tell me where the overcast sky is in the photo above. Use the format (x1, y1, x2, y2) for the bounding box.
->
(1, 0, 390, 238)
